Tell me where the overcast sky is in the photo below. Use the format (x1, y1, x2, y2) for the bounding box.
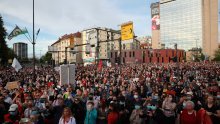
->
(0, 0, 159, 58)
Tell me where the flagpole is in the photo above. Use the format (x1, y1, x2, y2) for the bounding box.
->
(33, 0, 36, 82)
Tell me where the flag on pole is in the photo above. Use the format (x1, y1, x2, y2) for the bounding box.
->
(11, 58, 22, 72)
(8, 26, 27, 40)
(36, 28, 40, 36)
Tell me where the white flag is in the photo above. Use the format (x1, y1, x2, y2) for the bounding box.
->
(11, 58, 22, 72)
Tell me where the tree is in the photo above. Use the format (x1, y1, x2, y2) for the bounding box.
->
(40, 52, 52, 64)
(0, 15, 8, 65)
(213, 48, 220, 61)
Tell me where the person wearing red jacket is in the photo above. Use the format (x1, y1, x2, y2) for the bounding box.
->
(180, 101, 198, 124)
(107, 103, 119, 124)
(4, 104, 20, 124)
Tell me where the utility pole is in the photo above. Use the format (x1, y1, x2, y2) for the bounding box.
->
(96, 29, 99, 65)
(174, 43, 179, 81)
(119, 38, 122, 74)
(32, 0, 36, 82)
(65, 47, 68, 64)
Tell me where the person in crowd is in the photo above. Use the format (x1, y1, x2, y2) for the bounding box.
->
(53, 97, 65, 124)
(97, 101, 107, 124)
(162, 94, 177, 124)
(4, 104, 20, 124)
(107, 103, 119, 124)
(71, 97, 85, 124)
(84, 102, 97, 124)
(203, 95, 220, 124)
(180, 101, 197, 124)
(129, 103, 144, 124)
(58, 107, 76, 124)
(0, 93, 10, 123)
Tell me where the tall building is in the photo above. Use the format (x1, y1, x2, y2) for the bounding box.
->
(51, 32, 82, 64)
(81, 27, 120, 64)
(13, 42, 28, 59)
(160, 0, 219, 58)
(151, 2, 161, 49)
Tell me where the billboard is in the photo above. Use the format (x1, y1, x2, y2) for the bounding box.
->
(121, 21, 134, 42)
(151, 2, 160, 30)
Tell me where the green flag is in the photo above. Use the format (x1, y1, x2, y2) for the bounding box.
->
(8, 26, 27, 40)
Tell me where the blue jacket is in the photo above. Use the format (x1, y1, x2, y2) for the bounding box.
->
(84, 109, 97, 124)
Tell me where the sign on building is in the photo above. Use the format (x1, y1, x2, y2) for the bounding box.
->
(121, 21, 134, 43)
(60, 64, 75, 86)
(151, 2, 160, 30)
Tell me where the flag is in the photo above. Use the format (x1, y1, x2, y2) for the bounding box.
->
(22, 28, 28, 34)
(98, 60, 103, 72)
(11, 58, 22, 72)
(36, 28, 40, 36)
(8, 26, 27, 40)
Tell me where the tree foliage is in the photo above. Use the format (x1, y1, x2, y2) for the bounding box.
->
(0, 15, 8, 65)
(40, 52, 52, 63)
(213, 48, 220, 61)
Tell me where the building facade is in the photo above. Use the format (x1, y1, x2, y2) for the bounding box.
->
(13, 42, 28, 59)
(160, 0, 219, 58)
(110, 49, 185, 64)
(81, 27, 120, 64)
(51, 32, 82, 65)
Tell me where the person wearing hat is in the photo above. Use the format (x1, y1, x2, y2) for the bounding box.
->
(4, 104, 20, 124)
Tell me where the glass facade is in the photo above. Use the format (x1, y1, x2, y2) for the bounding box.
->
(160, 0, 202, 50)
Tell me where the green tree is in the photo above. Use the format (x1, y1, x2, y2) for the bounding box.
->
(40, 52, 52, 63)
(213, 48, 220, 61)
(0, 15, 8, 65)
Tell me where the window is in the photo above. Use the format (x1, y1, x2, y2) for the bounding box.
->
(133, 51, 135, 57)
(129, 52, 131, 57)
(124, 52, 127, 57)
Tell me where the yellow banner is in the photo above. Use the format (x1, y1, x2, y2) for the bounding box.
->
(121, 22, 134, 41)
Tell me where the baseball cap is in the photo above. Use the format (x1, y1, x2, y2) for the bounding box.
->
(9, 104, 18, 112)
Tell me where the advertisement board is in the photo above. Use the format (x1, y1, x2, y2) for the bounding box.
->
(151, 2, 160, 30)
(121, 22, 134, 42)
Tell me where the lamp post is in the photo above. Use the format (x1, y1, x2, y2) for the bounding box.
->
(32, 0, 36, 82)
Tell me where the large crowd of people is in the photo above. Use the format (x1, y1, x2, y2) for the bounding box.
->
(0, 62, 220, 124)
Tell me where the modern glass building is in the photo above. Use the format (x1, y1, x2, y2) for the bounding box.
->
(160, 0, 219, 57)
(160, 0, 202, 50)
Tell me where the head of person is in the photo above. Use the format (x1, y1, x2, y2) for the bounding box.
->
(27, 100, 34, 108)
(185, 101, 195, 111)
(9, 104, 19, 116)
(207, 95, 215, 104)
(167, 94, 175, 103)
(109, 103, 116, 112)
(134, 103, 142, 110)
(0, 93, 4, 103)
(133, 92, 139, 100)
(87, 102, 94, 111)
(30, 110, 40, 122)
(62, 107, 72, 118)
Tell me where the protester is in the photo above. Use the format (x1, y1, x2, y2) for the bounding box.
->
(58, 107, 76, 124)
(84, 102, 97, 124)
(180, 101, 197, 124)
